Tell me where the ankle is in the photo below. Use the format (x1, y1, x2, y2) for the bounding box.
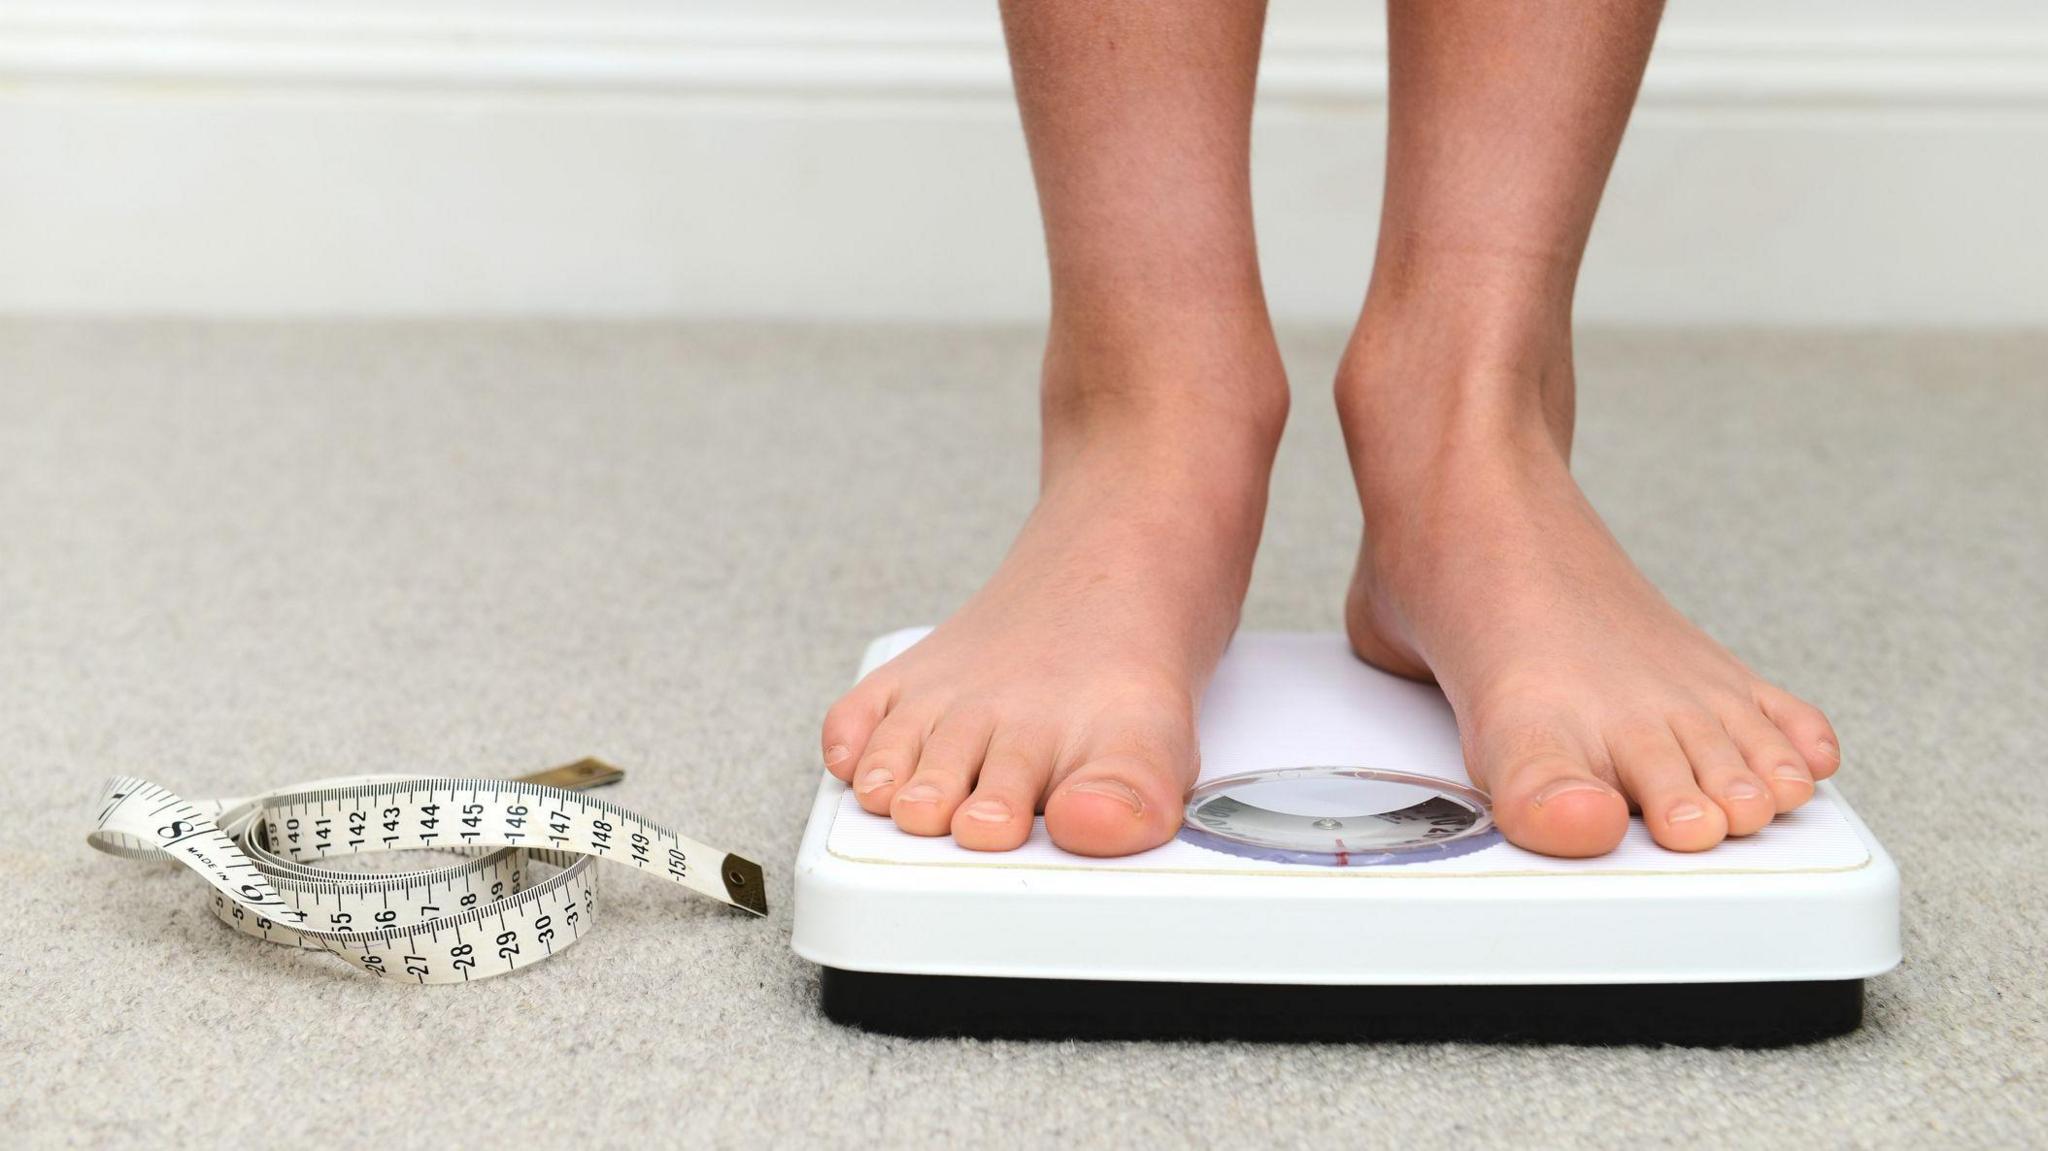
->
(1335, 296, 1575, 489)
(1042, 307, 1291, 459)
(1334, 303, 1585, 588)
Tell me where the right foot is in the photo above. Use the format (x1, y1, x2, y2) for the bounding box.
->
(820, 323, 1286, 856)
(1335, 305, 1842, 858)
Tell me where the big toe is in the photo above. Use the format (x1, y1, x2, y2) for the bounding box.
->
(1488, 749, 1631, 858)
(1044, 755, 1186, 858)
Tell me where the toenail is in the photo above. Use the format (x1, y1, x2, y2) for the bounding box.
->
(1816, 739, 1838, 760)
(1532, 779, 1612, 807)
(1667, 801, 1707, 824)
(856, 769, 894, 795)
(1066, 778, 1144, 814)
(896, 783, 941, 805)
(1772, 765, 1810, 784)
(962, 799, 1011, 823)
(824, 744, 850, 767)
(1724, 780, 1766, 802)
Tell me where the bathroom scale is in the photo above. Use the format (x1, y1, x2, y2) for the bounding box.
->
(792, 629, 1899, 1046)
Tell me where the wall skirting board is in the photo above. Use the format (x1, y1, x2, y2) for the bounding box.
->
(2, 2, 2044, 324)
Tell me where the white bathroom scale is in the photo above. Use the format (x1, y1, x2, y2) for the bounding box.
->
(793, 629, 1900, 1046)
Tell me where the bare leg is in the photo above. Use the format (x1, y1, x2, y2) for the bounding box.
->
(822, 1, 1289, 855)
(1340, 0, 1842, 855)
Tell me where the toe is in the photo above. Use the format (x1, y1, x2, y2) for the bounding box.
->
(1753, 684, 1841, 781)
(890, 712, 995, 836)
(821, 675, 893, 783)
(1723, 707, 1816, 813)
(1477, 725, 1628, 857)
(1043, 722, 1193, 857)
(1608, 723, 1729, 852)
(1671, 714, 1776, 837)
(1044, 759, 1183, 857)
(849, 709, 928, 814)
(952, 727, 1058, 852)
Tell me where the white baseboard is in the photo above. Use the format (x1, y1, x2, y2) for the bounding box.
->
(2, 2, 2045, 324)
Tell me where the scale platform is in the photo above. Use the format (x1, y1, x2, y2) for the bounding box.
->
(793, 629, 1899, 1046)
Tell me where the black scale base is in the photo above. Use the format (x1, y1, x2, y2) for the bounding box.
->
(821, 968, 1863, 1048)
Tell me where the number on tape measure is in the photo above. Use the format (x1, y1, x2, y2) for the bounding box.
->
(88, 760, 767, 984)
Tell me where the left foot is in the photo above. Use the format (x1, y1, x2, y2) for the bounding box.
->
(820, 314, 1288, 856)
(1337, 315, 1842, 856)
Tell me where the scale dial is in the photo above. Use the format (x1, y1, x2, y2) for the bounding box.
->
(1180, 766, 1500, 866)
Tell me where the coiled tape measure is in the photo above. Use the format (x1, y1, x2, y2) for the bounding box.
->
(88, 758, 767, 983)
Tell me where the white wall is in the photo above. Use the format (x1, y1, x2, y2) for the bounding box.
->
(1, 0, 2044, 324)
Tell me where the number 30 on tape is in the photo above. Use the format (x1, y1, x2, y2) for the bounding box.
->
(88, 759, 767, 984)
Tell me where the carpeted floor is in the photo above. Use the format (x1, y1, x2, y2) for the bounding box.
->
(2, 321, 2042, 1148)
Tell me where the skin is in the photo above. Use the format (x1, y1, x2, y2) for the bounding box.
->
(821, 0, 1841, 859)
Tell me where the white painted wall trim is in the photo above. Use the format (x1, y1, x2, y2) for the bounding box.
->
(2, 3, 2045, 105)
(1, 3, 2045, 324)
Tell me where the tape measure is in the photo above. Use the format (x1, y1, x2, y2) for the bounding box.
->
(88, 758, 767, 984)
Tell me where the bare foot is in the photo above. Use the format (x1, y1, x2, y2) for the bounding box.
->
(1338, 321, 1841, 857)
(822, 322, 1287, 855)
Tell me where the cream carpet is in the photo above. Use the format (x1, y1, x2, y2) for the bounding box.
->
(2, 321, 2041, 1148)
